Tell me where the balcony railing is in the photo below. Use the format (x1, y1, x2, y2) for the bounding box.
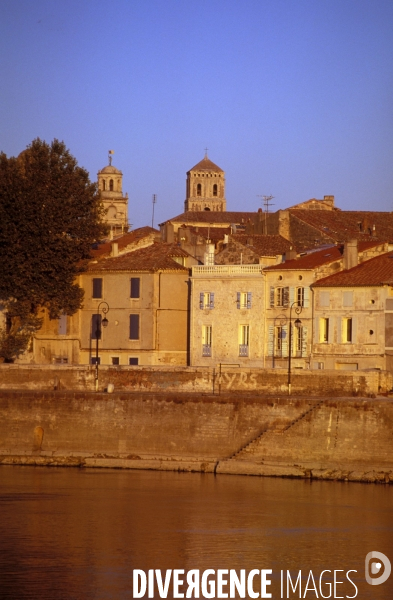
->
(239, 344, 249, 357)
(202, 344, 212, 357)
(192, 265, 263, 276)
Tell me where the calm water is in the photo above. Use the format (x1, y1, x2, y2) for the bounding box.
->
(0, 466, 392, 599)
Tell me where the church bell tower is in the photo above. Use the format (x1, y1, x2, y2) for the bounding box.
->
(97, 150, 129, 235)
(184, 152, 226, 212)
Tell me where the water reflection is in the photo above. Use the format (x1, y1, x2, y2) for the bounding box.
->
(0, 467, 392, 599)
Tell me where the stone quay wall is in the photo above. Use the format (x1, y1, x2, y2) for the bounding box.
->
(0, 390, 392, 484)
(0, 364, 391, 397)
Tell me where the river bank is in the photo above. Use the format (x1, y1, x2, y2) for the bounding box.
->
(1, 390, 392, 484)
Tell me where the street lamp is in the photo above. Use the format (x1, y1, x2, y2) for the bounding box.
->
(287, 301, 302, 395)
(94, 301, 109, 392)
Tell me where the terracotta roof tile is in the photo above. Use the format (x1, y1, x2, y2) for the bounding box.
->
(88, 242, 190, 272)
(188, 157, 223, 173)
(231, 234, 293, 256)
(91, 226, 158, 258)
(313, 252, 393, 287)
(290, 210, 393, 242)
(165, 211, 257, 225)
(265, 241, 382, 271)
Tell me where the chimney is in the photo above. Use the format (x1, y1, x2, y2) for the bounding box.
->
(343, 239, 358, 270)
(284, 246, 297, 261)
(111, 242, 119, 257)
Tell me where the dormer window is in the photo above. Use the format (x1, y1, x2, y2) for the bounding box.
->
(109, 179, 114, 191)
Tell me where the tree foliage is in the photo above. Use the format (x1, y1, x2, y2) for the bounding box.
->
(0, 139, 108, 359)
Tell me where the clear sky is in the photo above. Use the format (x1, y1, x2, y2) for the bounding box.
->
(1, 0, 392, 229)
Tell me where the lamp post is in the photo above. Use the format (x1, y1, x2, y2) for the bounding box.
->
(94, 301, 109, 392)
(287, 301, 302, 395)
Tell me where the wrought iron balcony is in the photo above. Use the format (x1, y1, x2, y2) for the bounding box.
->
(202, 344, 212, 357)
(239, 344, 249, 357)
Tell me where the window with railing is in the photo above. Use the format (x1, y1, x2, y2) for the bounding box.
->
(239, 325, 249, 357)
(202, 325, 212, 357)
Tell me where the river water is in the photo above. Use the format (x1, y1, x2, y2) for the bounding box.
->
(0, 466, 392, 599)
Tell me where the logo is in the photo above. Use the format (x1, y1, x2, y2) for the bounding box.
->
(365, 551, 391, 586)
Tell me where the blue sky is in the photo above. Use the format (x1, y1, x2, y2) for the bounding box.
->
(1, 0, 392, 228)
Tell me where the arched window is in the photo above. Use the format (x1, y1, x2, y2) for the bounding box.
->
(102, 180, 106, 191)
(213, 184, 217, 197)
(204, 206, 211, 211)
(110, 179, 114, 191)
(197, 183, 202, 196)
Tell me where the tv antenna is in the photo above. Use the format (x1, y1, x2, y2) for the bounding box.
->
(257, 194, 275, 235)
(151, 194, 157, 229)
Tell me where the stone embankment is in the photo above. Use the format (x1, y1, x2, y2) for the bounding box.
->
(0, 390, 392, 484)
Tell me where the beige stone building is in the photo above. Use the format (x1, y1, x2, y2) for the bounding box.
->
(97, 152, 129, 236)
(312, 251, 393, 372)
(184, 153, 226, 212)
(190, 264, 266, 367)
(263, 240, 388, 370)
(32, 242, 196, 366)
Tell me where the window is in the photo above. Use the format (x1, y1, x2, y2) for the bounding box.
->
(343, 291, 353, 307)
(111, 357, 120, 365)
(237, 292, 252, 309)
(296, 287, 304, 307)
(91, 357, 101, 365)
(58, 313, 67, 335)
(276, 286, 289, 307)
(213, 184, 218, 197)
(102, 180, 106, 191)
(91, 314, 102, 340)
(274, 325, 288, 356)
(129, 357, 139, 366)
(319, 291, 330, 307)
(202, 325, 212, 357)
(92, 278, 103, 299)
(129, 314, 140, 340)
(109, 179, 114, 191)
(239, 325, 249, 357)
(343, 317, 352, 343)
(130, 277, 140, 299)
(197, 183, 202, 196)
(295, 326, 303, 355)
(320, 318, 329, 343)
(199, 292, 214, 309)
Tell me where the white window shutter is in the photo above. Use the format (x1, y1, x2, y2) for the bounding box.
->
(302, 326, 308, 356)
(289, 287, 294, 305)
(304, 287, 310, 308)
(282, 325, 288, 357)
(268, 325, 274, 356)
(270, 287, 275, 308)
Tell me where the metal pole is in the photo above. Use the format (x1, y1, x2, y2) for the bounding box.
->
(95, 319, 99, 392)
(288, 304, 293, 395)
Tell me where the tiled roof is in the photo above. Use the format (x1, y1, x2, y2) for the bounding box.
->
(188, 157, 223, 173)
(290, 210, 393, 242)
(165, 211, 257, 225)
(88, 242, 190, 272)
(91, 226, 159, 258)
(313, 252, 393, 287)
(265, 241, 382, 271)
(231, 234, 293, 256)
(186, 226, 232, 242)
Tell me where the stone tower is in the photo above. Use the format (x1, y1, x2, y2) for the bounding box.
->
(97, 151, 129, 236)
(184, 153, 226, 212)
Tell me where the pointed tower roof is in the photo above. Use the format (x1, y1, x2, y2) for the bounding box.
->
(188, 155, 223, 173)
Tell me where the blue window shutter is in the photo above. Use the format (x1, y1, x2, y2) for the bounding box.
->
(304, 287, 309, 308)
(210, 292, 214, 309)
(302, 326, 308, 356)
(237, 292, 241, 309)
(282, 325, 288, 357)
(200, 292, 204, 309)
(270, 287, 275, 308)
(247, 292, 252, 309)
(268, 325, 274, 356)
(130, 314, 139, 340)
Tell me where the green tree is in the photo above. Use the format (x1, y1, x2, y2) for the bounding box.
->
(0, 139, 108, 361)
